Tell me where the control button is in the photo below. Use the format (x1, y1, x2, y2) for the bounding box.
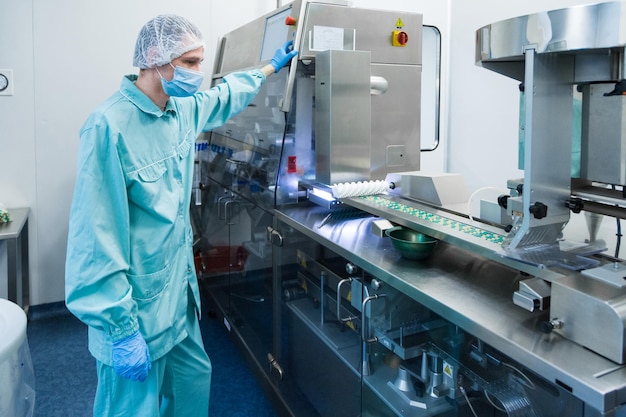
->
(285, 16, 297, 26)
(392, 30, 408, 46)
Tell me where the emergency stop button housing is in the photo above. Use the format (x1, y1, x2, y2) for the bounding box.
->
(392, 30, 408, 46)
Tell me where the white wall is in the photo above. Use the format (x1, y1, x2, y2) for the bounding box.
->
(0, 0, 36, 303)
(1, 0, 623, 306)
(448, 0, 609, 191)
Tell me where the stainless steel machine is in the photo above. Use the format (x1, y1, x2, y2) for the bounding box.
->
(194, 1, 626, 417)
(475, 0, 626, 367)
(197, 0, 423, 211)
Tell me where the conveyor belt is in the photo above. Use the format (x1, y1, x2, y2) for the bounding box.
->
(358, 195, 505, 244)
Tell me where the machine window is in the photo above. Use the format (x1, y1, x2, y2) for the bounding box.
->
(421, 25, 441, 152)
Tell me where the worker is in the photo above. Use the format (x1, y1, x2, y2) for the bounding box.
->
(64, 14, 297, 417)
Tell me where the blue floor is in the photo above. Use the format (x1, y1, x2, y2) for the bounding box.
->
(26, 297, 279, 417)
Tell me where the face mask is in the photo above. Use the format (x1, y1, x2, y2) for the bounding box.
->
(157, 64, 204, 97)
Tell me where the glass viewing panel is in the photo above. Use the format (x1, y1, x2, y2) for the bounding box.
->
(260, 8, 293, 62)
(199, 70, 298, 210)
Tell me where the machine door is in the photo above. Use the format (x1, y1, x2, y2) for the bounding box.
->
(193, 176, 275, 381)
(271, 214, 364, 417)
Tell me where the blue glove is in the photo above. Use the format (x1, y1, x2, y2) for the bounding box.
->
(112, 331, 152, 382)
(270, 40, 298, 73)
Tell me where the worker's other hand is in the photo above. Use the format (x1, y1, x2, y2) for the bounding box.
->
(270, 40, 298, 72)
(112, 331, 152, 382)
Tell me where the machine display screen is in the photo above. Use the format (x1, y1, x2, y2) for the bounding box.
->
(260, 8, 292, 62)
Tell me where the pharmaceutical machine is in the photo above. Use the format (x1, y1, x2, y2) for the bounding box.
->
(193, 1, 626, 416)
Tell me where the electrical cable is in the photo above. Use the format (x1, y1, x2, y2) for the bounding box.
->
(484, 389, 507, 413)
(501, 362, 536, 390)
(460, 386, 479, 417)
(615, 217, 622, 258)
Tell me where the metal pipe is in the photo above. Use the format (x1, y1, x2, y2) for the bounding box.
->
(320, 271, 326, 325)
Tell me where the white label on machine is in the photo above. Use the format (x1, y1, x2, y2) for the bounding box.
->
(310, 26, 348, 51)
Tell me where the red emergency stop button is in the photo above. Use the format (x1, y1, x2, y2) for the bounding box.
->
(392, 30, 408, 46)
(285, 16, 297, 26)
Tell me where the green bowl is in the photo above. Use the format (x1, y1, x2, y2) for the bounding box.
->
(385, 227, 438, 260)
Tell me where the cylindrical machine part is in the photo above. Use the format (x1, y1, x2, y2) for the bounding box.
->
(429, 354, 443, 373)
(283, 286, 306, 301)
(420, 351, 430, 383)
(427, 354, 444, 397)
(394, 368, 412, 392)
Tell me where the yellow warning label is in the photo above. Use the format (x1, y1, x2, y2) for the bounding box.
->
(443, 363, 452, 377)
(395, 18, 404, 28)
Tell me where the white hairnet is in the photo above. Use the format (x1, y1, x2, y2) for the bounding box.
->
(133, 14, 204, 69)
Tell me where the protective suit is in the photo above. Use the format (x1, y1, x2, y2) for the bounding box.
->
(66, 69, 266, 363)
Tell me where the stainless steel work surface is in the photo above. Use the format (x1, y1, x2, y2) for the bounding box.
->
(275, 204, 626, 414)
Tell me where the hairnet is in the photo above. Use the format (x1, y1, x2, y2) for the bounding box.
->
(133, 14, 204, 69)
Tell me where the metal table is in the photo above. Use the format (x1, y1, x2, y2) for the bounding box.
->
(0, 208, 30, 309)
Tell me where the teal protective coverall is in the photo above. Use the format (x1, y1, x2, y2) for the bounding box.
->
(65, 70, 266, 416)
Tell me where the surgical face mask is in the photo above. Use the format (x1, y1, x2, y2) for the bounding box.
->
(157, 64, 204, 97)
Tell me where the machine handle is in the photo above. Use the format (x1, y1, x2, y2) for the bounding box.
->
(336, 278, 358, 324)
(361, 294, 387, 343)
(217, 194, 233, 221)
(223, 200, 240, 225)
(267, 353, 284, 381)
(360, 293, 387, 377)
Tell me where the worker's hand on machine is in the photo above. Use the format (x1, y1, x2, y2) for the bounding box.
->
(112, 330, 152, 382)
(270, 40, 298, 73)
